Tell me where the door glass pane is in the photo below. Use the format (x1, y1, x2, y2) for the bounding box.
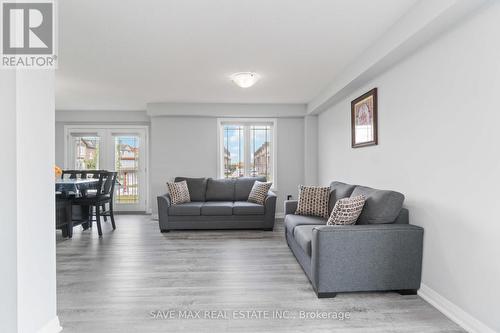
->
(250, 125, 272, 182)
(223, 125, 244, 178)
(73, 136, 100, 170)
(115, 136, 139, 204)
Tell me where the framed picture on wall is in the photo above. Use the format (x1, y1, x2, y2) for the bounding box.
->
(351, 88, 378, 148)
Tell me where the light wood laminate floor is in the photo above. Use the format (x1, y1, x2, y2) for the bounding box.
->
(56, 215, 463, 333)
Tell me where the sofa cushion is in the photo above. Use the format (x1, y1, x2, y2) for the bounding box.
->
(235, 177, 266, 201)
(329, 181, 357, 213)
(284, 214, 327, 235)
(247, 181, 272, 205)
(233, 201, 265, 215)
(295, 185, 330, 218)
(293, 225, 321, 256)
(174, 177, 207, 201)
(169, 202, 203, 216)
(166, 181, 191, 205)
(206, 178, 235, 201)
(201, 201, 234, 216)
(327, 195, 366, 225)
(351, 186, 404, 224)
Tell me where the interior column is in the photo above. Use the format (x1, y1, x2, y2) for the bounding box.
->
(0, 70, 60, 333)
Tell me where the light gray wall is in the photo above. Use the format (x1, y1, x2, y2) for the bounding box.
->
(304, 115, 318, 185)
(317, 4, 500, 331)
(150, 116, 304, 215)
(276, 117, 305, 210)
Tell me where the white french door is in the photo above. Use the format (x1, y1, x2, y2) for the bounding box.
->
(64, 126, 149, 212)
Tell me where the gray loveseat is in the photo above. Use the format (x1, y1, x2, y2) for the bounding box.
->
(285, 181, 423, 298)
(157, 177, 276, 232)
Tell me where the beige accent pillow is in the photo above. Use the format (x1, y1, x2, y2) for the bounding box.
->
(247, 181, 272, 205)
(327, 195, 366, 225)
(295, 185, 330, 218)
(166, 180, 191, 205)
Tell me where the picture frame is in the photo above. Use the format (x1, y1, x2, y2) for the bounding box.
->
(351, 88, 378, 148)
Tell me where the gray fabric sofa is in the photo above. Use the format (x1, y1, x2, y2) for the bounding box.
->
(285, 181, 423, 298)
(157, 177, 276, 231)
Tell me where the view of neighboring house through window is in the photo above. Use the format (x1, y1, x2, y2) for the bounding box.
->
(223, 125, 245, 178)
(250, 125, 271, 179)
(74, 136, 100, 170)
(115, 136, 140, 204)
(220, 119, 275, 183)
(66, 127, 148, 212)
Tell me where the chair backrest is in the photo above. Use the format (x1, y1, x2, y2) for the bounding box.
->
(61, 170, 81, 179)
(92, 171, 117, 196)
(62, 169, 106, 180)
(102, 172, 118, 197)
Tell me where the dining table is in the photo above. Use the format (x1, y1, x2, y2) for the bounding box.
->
(55, 178, 99, 197)
(55, 178, 100, 238)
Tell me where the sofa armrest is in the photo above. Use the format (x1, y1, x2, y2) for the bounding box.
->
(284, 200, 298, 215)
(157, 193, 171, 231)
(311, 224, 423, 293)
(263, 191, 277, 229)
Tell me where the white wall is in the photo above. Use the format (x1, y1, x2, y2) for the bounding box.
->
(0, 70, 18, 333)
(150, 116, 304, 215)
(317, 4, 500, 332)
(1, 70, 59, 332)
(17, 71, 59, 333)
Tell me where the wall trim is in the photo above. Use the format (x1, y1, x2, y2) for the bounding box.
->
(418, 284, 495, 333)
(147, 103, 306, 118)
(37, 316, 62, 333)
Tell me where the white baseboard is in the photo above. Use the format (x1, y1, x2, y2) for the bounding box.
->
(418, 284, 495, 333)
(37, 316, 62, 333)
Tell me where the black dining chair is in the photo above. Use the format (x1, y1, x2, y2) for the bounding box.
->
(72, 171, 118, 237)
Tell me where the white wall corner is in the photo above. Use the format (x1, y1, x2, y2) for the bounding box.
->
(418, 284, 496, 333)
(37, 316, 62, 333)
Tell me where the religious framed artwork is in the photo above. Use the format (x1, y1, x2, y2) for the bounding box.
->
(351, 88, 378, 148)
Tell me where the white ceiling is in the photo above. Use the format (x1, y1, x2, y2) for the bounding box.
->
(56, 0, 418, 111)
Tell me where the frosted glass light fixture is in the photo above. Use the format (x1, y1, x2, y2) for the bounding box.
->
(230, 72, 260, 88)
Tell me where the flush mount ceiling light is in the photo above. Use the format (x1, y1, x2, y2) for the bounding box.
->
(230, 72, 260, 88)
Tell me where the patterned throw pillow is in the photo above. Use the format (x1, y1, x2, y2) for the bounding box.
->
(166, 180, 191, 205)
(295, 185, 330, 218)
(327, 195, 366, 225)
(247, 181, 272, 205)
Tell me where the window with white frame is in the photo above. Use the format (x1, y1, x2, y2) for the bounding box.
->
(218, 119, 276, 185)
